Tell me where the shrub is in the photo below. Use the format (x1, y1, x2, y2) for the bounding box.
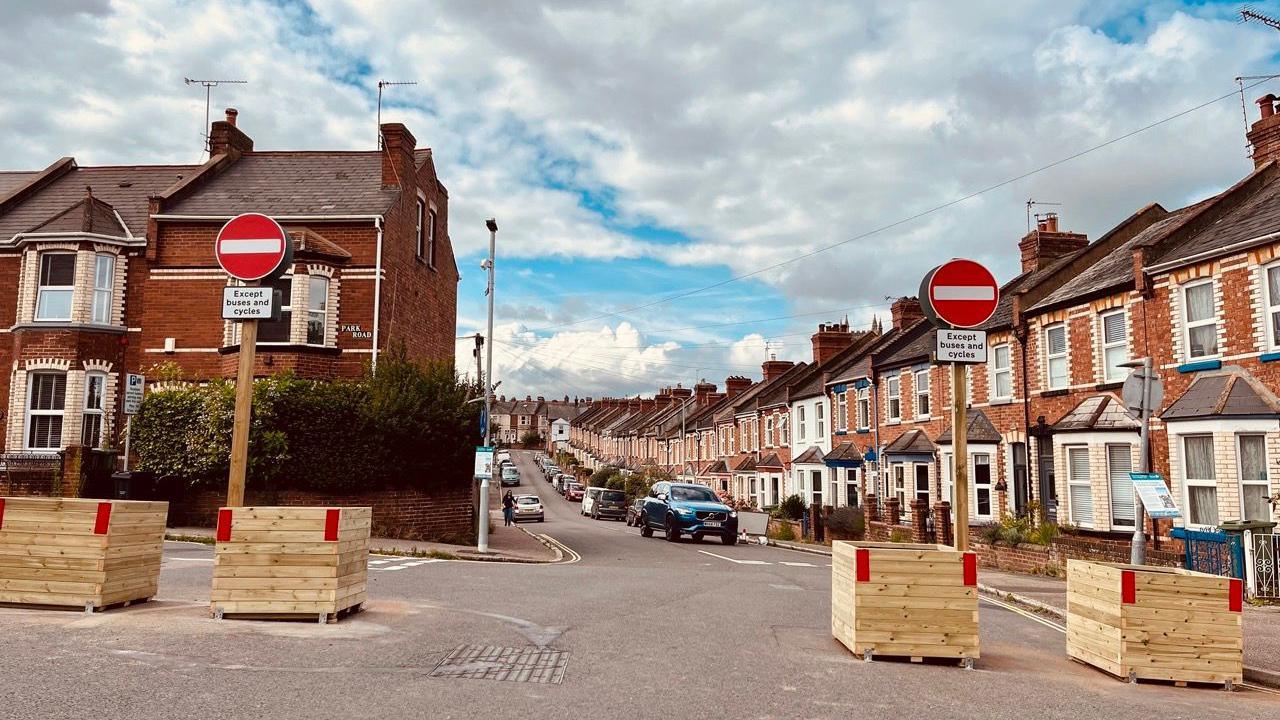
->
(774, 494, 806, 521)
(520, 430, 544, 447)
(827, 506, 865, 539)
(589, 466, 620, 487)
(769, 521, 796, 542)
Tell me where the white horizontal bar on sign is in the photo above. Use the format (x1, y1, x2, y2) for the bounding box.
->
(933, 285, 995, 301)
(220, 238, 282, 254)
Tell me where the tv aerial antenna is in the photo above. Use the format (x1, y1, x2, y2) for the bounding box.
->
(184, 78, 248, 156)
(377, 80, 418, 148)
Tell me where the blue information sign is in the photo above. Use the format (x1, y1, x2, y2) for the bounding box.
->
(1129, 472, 1181, 519)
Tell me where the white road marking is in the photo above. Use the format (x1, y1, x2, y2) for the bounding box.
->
(779, 561, 816, 567)
(369, 559, 392, 565)
(383, 565, 407, 571)
(697, 550, 770, 565)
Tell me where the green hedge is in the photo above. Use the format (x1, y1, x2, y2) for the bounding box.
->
(131, 349, 479, 493)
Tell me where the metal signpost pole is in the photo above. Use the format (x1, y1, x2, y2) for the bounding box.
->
(123, 417, 133, 473)
(1131, 357, 1152, 565)
(478, 218, 497, 554)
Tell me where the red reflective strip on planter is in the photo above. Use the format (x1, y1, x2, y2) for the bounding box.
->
(216, 509, 232, 542)
(93, 502, 112, 535)
(324, 509, 341, 542)
(962, 552, 977, 587)
(855, 548, 870, 582)
(0, 498, 6, 530)
(1229, 578, 1243, 613)
(1120, 570, 1136, 605)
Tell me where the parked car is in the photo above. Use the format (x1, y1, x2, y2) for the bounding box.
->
(501, 465, 521, 487)
(583, 487, 628, 520)
(564, 482, 585, 502)
(512, 494, 544, 523)
(639, 481, 737, 544)
(625, 498, 645, 526)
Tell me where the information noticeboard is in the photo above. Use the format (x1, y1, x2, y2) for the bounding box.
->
(1129, 472, 1181, 519)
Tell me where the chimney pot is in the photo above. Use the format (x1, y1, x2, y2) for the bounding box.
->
(1259, 95, 1277, 120)
(225, 107, 238, 126)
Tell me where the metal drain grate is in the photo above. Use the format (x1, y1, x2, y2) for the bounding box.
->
(429, 645, 569, 684)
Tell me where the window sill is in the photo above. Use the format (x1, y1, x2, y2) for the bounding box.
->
(1261, 351, 1280, 363)
(1177, 358, 1222, 373)
(989, 397, 1013, 406)
(13, 322, 126, 334)
(916, 415, 932, 422)
(1095, 381, 1123, 391)
(218, 343, 341, 356)
(1039, 389, 1068, 398)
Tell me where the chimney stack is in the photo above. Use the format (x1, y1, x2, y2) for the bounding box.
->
(208, 107, 253, 156)
(723, 376, 753, 397)
(1019, 212, 1087, 272)
(1249, 94, 1280, 169)
(890, 297, 924, 330)
(762, 358, 795, 382)
(694, 380, 717, 405)
(810, 321, 855, 365)
(380, 123, 417, 189)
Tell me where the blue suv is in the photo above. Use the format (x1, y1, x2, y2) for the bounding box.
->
(639, 482, 738, 545)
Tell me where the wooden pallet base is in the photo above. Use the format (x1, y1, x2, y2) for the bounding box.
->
(1066, 656, 1236, 691)
(214, 602, 364, 625)
(0, 596, 153, 614)
(854, 648, 975, 669)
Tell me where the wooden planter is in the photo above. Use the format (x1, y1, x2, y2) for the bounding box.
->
(0, 497, 168, 611)
(832, 541, 979, 664)
(1065, 560, 1243, 687)
(212, 506, 370, 623)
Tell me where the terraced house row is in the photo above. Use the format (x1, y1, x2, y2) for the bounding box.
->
(569, 95, 1280, 542)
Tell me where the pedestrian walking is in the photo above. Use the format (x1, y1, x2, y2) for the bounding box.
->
(502, 491, 515, 526)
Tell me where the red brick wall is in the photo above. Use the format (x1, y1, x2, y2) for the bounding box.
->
(971, 534, 1182, 575)
(168, 485, 476, 543)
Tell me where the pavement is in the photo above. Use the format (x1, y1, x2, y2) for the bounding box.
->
(2, 449, 1276, 719)
(774, 538, 1280, 689)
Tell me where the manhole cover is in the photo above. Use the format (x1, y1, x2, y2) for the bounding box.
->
(429, 645, 568, 684)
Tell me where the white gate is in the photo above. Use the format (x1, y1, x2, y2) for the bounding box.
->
(1253, 533, 1280, 600)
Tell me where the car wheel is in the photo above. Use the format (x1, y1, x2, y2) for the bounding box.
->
(693, 533, 704, 543)
(538, 518, 544, 523)
(664, 517, 681, 542)
(720, 532, 737, 546)
(639, 514, 653, 537)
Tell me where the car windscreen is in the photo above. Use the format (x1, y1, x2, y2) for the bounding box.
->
(516, 496, 539, 505)
(568, 483, 582, 490)
(602, 490, 625, 502)
(669, 486, 718, 502)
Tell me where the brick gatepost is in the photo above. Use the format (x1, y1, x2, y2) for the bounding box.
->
(60, 445, 84, 498)
(884, 497, 901, 526)
(865, 493, 879, 523)
(910, 499, 931, 543)
(934, 502, 954, 547)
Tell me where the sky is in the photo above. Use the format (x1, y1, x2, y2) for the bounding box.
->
(3, 0, 1279, 399)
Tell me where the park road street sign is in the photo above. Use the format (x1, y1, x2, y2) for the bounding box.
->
(215, 213, 292, 282)
(123, 373, 145, 415)
(921, 259, 1000, 329)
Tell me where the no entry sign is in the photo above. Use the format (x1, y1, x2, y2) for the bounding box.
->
(921, 259, 999, 329)
(215, 213, 292, 282)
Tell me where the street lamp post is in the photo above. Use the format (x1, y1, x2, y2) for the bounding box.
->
(478, 218, 497, 554)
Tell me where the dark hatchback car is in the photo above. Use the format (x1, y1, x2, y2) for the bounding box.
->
(589, 488, 628, 520)
(639, 481, 737, 544)
(625, 498, 645, 526)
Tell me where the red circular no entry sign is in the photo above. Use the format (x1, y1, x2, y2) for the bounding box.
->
(923, 259, 999, 328)
(215, 213, 290, 282)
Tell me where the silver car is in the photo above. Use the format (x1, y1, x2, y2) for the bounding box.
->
(513, 494, 544, 523)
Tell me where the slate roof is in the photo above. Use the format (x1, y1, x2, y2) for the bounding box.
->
(164, 152, 400, 217)
(731, 455, 757, 472)
(27, 194, 128, 236)
(757, 453, 784, 469)
(873, 319, 934, 371)
(1030, 208, 1196, 312)
(0, 171, 37, 198)
(792, 445, 826, 465)
(1162, 368, 1280, 420)
(291, 229, 351, 260)
(882, 428, 937, 455)
(0, 163, 197, 239)
(1153, 171, 1280, 268)
(784, 330, 879, 401)
(823, 441, 865, 463)
(705, 460, 730, 475)
(936, 409, 1002, 445)
(755, 362, 809, 408)
(830, 327, 905, 385)
(1052, 394, 1139, 432)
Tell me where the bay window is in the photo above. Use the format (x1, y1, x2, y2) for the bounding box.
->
(1182, 435, 1218, 526)
(1100, 310, 1127, 382)
(257, 276, 293, 343)
(1182, 282, 1218, 360)
(1067, 446, 1093, 527)
(26, 373, 66, 451)
(91, 254, 115, 325)
(36, 253, 75, 321)
(307, 275, 329, 345)
(1045, 324, 1068, 389)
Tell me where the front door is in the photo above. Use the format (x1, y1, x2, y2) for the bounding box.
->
(1037, 438, 1056, 523)
(1012, 442, 1029, 517)
(914, 464, 930, 516)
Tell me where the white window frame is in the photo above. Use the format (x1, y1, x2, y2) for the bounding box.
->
(887, 375, 901, 422)
(816, 402, 825, 438)
(1181, 434, 1218, 527)
(1265, 262, 1280, 350)
(1066, 445, 1093, 528)
(91, 253, 115, 325)
(24, 372, 66, 452)
(1045, 324, 1068, 390)
(914, 369, 930, 419)
(415, 196, 427, 259)
(837, 393, 848, 431)
(256, 275, 294, 345)
(778, 414, 788, 446)
(765, 415, 775, 447)
(1100, 310, 1128, 383)
(974, 453, 993, 520)
(990, 343, 1012, 400)
(797, 405, 806, 442)
(1237, 434, 1272, 522)
(1181, 280, 1219, 361)
(306, 274, 329, 346)
(81, 372, 106, 448)
(1106, 443, 1135, 528)
(427, 208, 438, 268)
(856, 386, 870, 431)
(892, 464, 906, 507)
(35, 252, 76, 322)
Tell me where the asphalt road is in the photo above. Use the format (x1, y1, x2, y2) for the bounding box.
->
(0, 449, 1273, 719)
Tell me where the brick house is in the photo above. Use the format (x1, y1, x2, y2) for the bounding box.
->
(0, 108, 458, 456)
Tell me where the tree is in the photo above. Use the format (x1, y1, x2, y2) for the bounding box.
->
(520, 429, 544, 448)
